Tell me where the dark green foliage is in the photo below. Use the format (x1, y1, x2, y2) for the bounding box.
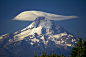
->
(70, 38, 86, 57)
(81, 41, 86, 57)
(70, 46, 78, 57)
(34, 49, 65, 57)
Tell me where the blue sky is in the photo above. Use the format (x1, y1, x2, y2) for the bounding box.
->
(0, 0, 86, 39)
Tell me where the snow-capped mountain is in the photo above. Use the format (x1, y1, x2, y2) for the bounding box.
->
(13, 17, 77, 46)
(0, 16, 78, 57)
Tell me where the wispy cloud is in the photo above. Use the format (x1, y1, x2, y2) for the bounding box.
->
(13, 10, 78, 21)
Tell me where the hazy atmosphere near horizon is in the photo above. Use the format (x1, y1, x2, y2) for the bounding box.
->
(0, 0, 86, 39)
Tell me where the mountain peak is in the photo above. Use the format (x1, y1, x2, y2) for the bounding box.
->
(35, 16, 45, 20)
(34, 16, 50, 22)
(0, 14, 78, 57)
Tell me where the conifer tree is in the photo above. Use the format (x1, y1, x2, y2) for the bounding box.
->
(70, 37, 86, 57)
(70, 46, 78, 57)
(81, 41, 86, 57)
(77, 38, 82, 57)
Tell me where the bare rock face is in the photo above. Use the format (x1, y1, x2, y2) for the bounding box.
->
(0, 17, 78, 57)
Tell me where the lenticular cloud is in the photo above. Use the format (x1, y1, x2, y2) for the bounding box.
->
(13, 10, 78, 21)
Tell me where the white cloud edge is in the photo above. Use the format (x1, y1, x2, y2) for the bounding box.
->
(12, 10, 78, 21)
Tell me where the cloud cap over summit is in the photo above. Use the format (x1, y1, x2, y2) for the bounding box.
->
(13, 10, 78, 21)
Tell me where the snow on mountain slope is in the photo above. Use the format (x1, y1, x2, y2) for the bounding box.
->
(49, 32, 67, 39)
(14, 26, 43, 41)
(13, 10, 78, 21)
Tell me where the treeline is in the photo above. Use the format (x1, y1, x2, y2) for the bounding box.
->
(34, 38, 86, 57)
(34, 49, 65, 57)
